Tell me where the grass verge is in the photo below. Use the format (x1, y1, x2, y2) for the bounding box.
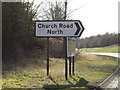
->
(2, 53, 119, 89)
(80, 45, 120, 53)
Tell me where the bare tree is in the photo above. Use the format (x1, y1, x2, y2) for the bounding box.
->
(40, 0, 67, 20)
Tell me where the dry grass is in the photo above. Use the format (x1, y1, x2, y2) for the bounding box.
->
(2, 53, 118, 89)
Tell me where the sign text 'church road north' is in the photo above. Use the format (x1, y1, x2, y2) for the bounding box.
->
(35, 20, 84, 37)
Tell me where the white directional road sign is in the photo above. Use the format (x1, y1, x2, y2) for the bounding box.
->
(35, 20, 84, 37)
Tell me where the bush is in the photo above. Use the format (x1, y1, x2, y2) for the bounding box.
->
(75, 49, 82, 60)
(49, 38, 64, 58)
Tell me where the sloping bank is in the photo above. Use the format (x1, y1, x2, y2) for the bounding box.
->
(2, 52, 119, 89)
(89, 53, 119, 89)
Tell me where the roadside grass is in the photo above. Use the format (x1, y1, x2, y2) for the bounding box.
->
(80, 45, 120, 53)
(2, 53, 118, 89)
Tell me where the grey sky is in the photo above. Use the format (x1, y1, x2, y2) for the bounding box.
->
(1, 0, 119, 38)
(31, 0, 118, 38)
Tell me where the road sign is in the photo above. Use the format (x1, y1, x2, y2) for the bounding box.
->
(67, 37, 76, 57)
(35, 20, 84, 37)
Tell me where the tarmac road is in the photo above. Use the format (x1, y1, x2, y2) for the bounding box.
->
(90, 53, 120, 89)
(105, 74, 120, 90)
(106, 76, 118, 89)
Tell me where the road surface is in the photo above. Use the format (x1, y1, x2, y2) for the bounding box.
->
(90, 53, 120, 89)
(90, 53, 120, 58)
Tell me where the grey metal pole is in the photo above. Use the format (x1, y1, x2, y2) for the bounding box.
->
(64, 0, 68, 80)
(47, 37, 49, 76)
(69, 57, 71, 76)
(64, 38, 67, 80)
(73, 56, 75, 75)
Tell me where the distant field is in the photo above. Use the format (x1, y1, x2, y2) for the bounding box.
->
(2, 53, 118, 89)
(80, 45, 120, 53)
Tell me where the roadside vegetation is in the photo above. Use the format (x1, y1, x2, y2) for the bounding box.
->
(2, 1, 119, 89)
(76, 33, 119, 48)
(2, 51, 118, 89)
(80, 45, 120, 53)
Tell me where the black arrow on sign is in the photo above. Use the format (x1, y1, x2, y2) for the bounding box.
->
(74, 22, 81, 35)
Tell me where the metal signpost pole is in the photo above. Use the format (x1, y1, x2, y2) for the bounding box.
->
(64, 38, 67, 80)
(47, 37, 49, 76)
(64, 0, 68, 80)
(73, 56, 75, 75)
(69, 57, 71, 76)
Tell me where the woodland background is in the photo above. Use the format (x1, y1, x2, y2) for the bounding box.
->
(2, 2, 119, 70)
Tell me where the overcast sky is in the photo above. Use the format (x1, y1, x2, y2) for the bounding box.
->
(23, 0, 119, 38)
(68, 0, 119, 38)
